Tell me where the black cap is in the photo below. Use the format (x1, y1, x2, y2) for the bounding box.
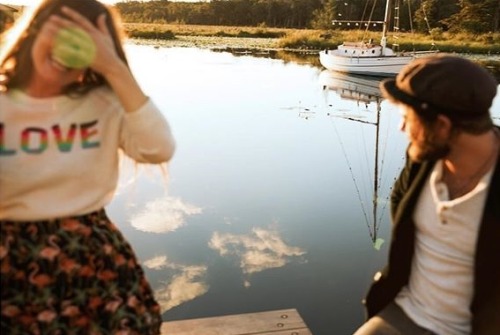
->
(380, 54, 498, 119)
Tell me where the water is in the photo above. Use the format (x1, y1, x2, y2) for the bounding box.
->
(106, 45, 500, 335)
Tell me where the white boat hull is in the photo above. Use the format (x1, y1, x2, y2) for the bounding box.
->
(319, 50, 415, 76)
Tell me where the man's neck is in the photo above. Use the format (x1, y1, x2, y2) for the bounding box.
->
(442, 128, 499, 199)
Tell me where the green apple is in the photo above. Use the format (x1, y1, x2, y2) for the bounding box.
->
(52, 27, 96, 69)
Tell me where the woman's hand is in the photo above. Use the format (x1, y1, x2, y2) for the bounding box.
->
(50, 6, 148, 113)
(51, 6, 123, 77)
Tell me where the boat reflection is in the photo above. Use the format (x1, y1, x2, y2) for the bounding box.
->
(319, 71, 390, 250)
(319, 70, 384, 106)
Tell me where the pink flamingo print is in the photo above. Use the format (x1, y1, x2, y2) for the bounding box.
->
(39, 235, 61, 261)
(28, 263, 53, 289)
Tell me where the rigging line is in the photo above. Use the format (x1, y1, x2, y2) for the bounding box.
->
(421, 2, 437, 49)
(406, 0, 414, 33)
(372, 102, 397, 228)
(379, 142, 401, 195)
(421, 2, 432, 33)
(376, 102, 390, 191)
(359, 0, 372, 40)
(364, 0, 379, 40)
(380, 143, 405, 201)
(376, 102, 403, 196)
(332, 112, 378, 211)
(328, 116, 373, 237)
(361, 0, 371, 26)
(375, 172, 400, 230)
(360, 119, 375, 203)
(340, 117, 376, 125)
(359, 124, 373, 213)
(375, 154, 406, 230)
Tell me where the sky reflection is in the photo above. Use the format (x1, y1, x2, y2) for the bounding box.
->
(130, 196, 202, 233)
(107, 45, 499, 334)
(209, 226, 306, 277)
(143, 255, 209, 312)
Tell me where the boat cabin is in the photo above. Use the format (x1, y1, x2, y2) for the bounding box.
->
(334, 42, 396, 57)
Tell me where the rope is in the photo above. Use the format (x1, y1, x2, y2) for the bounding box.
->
(421, 2, 437, 49)
(326, 102, 405, 243)
(407, 0, 414, 33)
(328, 115, 373, 239)
(364, 0, 378, 38)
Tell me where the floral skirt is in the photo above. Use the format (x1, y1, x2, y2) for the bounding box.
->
(0, 210, 162, 335)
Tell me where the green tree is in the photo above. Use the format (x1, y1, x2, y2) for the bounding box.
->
(311, 0, 337, 29)
(114, 0, 499, 32)
(443, 0, 499, 33)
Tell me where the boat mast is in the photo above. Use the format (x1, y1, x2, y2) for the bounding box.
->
(381, 0, 392, 54)
(372, 100, 381, 242)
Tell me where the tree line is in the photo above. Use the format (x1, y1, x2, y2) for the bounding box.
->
(115, 0, 499, 33)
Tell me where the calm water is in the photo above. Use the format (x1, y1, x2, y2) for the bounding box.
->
(107, 45, 500, 335)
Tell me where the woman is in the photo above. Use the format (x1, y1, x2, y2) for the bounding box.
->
(0, 0, 175, 334)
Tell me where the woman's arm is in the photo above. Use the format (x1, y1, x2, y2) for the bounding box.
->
(59, 7, 147, 114)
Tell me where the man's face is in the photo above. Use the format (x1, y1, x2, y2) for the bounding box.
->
(399, 105, 450, 162)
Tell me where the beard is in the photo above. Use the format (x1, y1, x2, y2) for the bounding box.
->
(408, 132, 451, 162)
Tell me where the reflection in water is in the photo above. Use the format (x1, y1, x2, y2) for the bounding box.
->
(211, 47, 320, 66)
(143, 255, 170, 270)
(319, 71, 383, 106)
(319, 71, 395, 250)
(104, 47, 499, 334)
(209, 226, 306, 284)
(143, 255, 209, 312)
(130, 196, 202, 233)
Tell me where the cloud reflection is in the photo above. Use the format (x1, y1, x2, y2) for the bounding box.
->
(130, 196, 202, 233)
(209, 227, 306, 275)
(155, 265, 209, 312)
(143, 255, 209, 312)
(143, 255, 170, 270)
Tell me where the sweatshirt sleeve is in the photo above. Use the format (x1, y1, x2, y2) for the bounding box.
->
(119, 98, 175, 163)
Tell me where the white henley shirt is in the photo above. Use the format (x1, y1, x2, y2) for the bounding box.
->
(395, 160, 494, 335)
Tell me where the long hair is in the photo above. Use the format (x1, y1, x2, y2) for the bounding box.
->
(0, 0, 128, 95)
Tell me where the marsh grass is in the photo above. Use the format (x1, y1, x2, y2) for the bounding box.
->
(279, 29, 500, 54)
(124, 23, 289, 39)
(123, 23, 500, 54)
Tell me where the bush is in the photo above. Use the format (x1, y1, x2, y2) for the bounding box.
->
(126, 29, 176, 40)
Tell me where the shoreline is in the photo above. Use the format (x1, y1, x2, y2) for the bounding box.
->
(130, 35, 500, 59)
(128, 36, 500, 80)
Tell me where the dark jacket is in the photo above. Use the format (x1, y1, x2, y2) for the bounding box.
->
(364, 137, 500, 335)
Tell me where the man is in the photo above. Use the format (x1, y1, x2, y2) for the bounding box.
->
(353, 55, 500, 335)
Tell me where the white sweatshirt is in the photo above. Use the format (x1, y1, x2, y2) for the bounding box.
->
(0, 87, 175, 221)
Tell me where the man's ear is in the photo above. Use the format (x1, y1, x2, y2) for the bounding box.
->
(435, 114, 453, 138)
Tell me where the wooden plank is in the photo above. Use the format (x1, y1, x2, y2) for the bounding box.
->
(161, 308, 312, 335)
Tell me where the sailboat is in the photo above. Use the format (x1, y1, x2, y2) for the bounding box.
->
(319, 0, 433, 76)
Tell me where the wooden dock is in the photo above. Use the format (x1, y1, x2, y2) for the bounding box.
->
(161, 308, 312, 335)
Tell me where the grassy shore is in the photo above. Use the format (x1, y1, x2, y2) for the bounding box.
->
(124, 23, 500, 54)
(123, 23, 500, 79)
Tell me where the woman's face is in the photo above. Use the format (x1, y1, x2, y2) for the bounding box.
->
(28, 15, 85, 96)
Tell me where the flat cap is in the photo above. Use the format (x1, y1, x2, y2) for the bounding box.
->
(380, 54, 498, 119)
